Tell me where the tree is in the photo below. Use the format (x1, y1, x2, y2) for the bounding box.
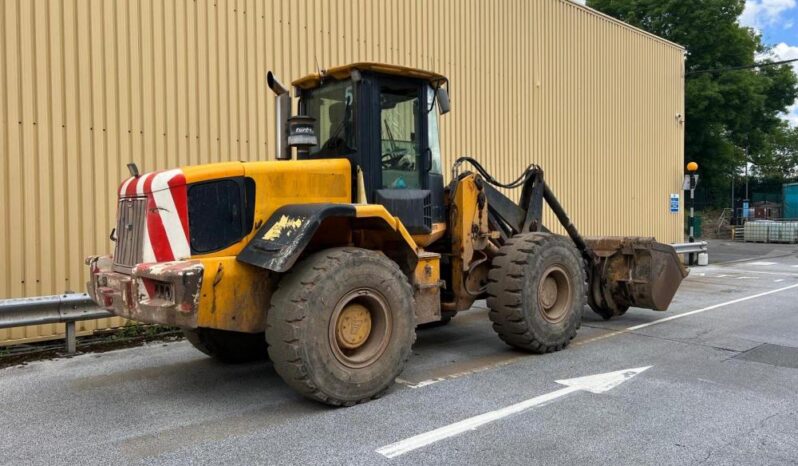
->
(753, 124, 798, 180)
(587, 0, 798, 205)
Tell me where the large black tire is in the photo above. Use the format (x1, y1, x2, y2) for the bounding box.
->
(486, 233, 586, 353)
(183, 328, 269, 363)
(265, 248, 416, 406)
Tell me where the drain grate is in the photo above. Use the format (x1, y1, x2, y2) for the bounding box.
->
(734, 344, 798, 369)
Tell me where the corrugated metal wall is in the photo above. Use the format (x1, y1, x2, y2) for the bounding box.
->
(0, 0, 685, 345)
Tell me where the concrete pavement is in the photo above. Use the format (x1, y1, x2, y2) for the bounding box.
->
(1, 244, 798, 465)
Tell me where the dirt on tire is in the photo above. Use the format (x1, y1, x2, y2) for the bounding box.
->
(265, 247, 416, 406)
(486, 233, 586, 353)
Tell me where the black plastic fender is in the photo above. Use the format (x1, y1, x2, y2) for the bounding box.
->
(237, 204, 356, 272)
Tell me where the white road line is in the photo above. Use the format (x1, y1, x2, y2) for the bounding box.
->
(708, 268, 798, 277)
(377, 386, 579, 458)
(395, 378, 446, 389)
(378, 367, 650, 458)
(624, 283, 798, 332)
(775, 279, 785, 283)
(749, 261, 778, 266)
(403, 283, 798, 389)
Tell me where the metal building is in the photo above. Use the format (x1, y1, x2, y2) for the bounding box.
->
(0, 0, 685, 345)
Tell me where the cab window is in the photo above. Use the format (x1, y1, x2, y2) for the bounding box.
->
(380, 86, 421, 189)
(303, 80, 356, 157)
(427, 85, 442, 176)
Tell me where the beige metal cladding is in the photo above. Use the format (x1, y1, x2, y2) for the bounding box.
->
(0, 0, 685, 345)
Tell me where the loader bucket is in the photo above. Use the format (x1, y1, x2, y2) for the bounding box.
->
(584, 237, 688, 319)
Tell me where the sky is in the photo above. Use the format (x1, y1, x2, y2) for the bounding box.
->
(743, 0, 798, 126)
(572, 0, 798, 126)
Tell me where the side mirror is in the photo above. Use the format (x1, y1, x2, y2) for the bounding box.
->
(436, 87, 451, 115)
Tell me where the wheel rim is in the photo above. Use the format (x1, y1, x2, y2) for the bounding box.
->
(329, 289, 392, 369)
(537, 265, 572, 323)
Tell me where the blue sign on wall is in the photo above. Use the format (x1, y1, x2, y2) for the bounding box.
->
(670, 194, 680, 213)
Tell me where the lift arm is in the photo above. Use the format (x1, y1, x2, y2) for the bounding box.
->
(456, 158, 688, 320)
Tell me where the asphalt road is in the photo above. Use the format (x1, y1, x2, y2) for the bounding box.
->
(2, 243, 798, 465)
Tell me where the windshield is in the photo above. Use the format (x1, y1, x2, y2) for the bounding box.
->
(303, 81, 355, 157)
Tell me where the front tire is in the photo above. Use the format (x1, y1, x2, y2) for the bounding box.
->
(266, 248, 416, 406)
(486, 233, 586, 353)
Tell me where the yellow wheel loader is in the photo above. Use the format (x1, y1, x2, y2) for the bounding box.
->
(86, 63, 687, 406)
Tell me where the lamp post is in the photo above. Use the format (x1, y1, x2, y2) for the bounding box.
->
(686, 162, 699, 265)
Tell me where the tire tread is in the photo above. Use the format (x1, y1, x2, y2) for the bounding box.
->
(266, 248, 415, 406)
(486, 233, 586, 353)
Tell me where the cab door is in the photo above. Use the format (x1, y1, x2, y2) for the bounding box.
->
(365, 75, 434, 234)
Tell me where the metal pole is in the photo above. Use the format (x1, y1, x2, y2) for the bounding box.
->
(743, 143, 749, 203)
(731, 173, 735, 220)
(688, 178, 696, 265)
(65, 321, 76, 354)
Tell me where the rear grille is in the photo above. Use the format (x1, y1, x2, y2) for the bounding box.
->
(113, 197, 147, 273)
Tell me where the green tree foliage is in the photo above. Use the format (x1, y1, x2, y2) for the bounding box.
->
(754, 124, 798, 179)
(587, 0, 798, 204)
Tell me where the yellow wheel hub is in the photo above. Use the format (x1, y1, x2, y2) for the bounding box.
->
(336, 303, 372, 350)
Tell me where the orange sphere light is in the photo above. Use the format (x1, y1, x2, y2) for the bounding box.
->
(686, 162, 699, 173)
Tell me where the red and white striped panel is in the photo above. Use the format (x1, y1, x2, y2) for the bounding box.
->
(118, 169, 190, 263)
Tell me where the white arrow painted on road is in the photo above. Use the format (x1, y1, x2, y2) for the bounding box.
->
(376, 366, 651, 459)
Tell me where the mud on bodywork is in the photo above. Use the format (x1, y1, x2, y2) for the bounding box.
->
(237, 203, 357, 273)
(86, 256, 203, 328)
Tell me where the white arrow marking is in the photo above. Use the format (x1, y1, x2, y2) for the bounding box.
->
(376, 366, 651, 458)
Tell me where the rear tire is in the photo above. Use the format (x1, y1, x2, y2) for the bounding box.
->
(183, 328, 269, 363)
(266, 248, 416, 406)
(486, 233, 586, 353)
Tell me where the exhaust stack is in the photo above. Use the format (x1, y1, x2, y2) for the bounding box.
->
(267, 71, 292, 160)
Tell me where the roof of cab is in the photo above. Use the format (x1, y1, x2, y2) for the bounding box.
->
(292, 62, 448, 90)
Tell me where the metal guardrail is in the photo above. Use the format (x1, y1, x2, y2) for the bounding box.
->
(671, 241, 708, 255)
(0, 293, 111, 353)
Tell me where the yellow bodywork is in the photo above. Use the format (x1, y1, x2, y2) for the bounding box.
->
(354, 204, 418, 252)
(179, 158, 424, 333)
(413, 252, 443, 324)
(195, 256, 270, 332)
(293, 62, 447, 90)
(447, 174, 492, 311)
(182, 158, 352, 260)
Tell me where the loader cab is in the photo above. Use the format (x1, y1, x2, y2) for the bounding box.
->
(294, 64, 449, 233)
